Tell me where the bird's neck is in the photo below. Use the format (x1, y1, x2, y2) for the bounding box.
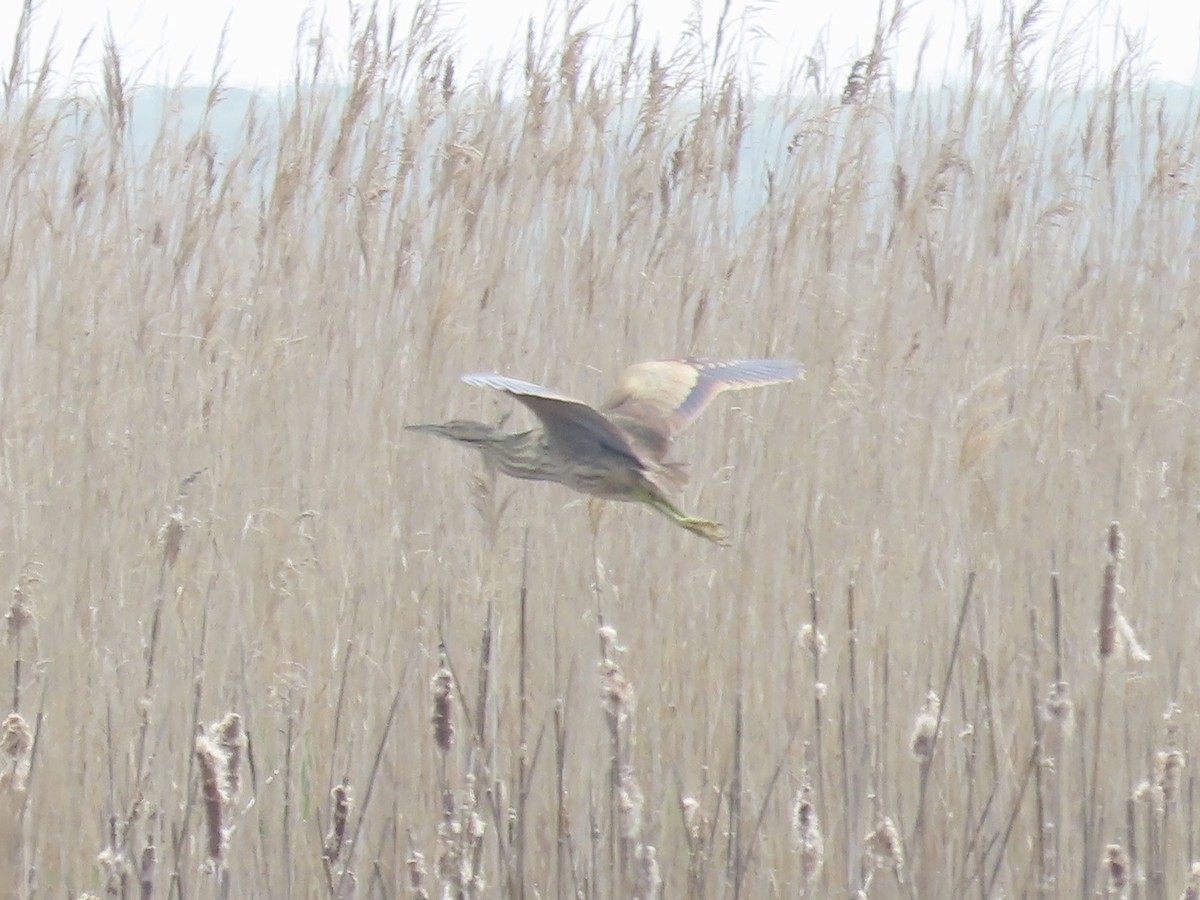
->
(489, 429, 551, 481)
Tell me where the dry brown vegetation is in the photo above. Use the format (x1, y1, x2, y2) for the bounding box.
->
(1, 0, 1199, 896)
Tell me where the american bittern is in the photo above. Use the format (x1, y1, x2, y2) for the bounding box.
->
(406, 358, 802, 545)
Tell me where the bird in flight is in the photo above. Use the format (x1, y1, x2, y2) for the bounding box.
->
(406, 358, 803, 545)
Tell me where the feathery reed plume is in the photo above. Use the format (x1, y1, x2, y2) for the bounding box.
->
(1103, 842, 1129, 891)
(1115, 611, 1151, 662)
(841, 55, 872, 104)
(431, 652, 454, 756)
(441, 56, 455, 103)
(792, 776, 825, 883)
(323, 778, 353, 863)
(1098, 521, 1122, 658)
(195, 728, 229, 868)
(909, 690, 941, 762)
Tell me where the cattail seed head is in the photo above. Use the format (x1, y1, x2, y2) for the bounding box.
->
(1134, 778, 1166, 814)
(1043, 681, 1075, 734)
(600, 658, 635, 724)
(5, 582, 34, 644)
(681, 796, 699, 823)
(1099, 521, 1123, 658)
(97, 848, 130, 895)
(139, 839, 156, 900)
(1, 712, 32, 792)
(435, 817, 462, 887)
(323, 778, 353, 863)
(406, 836, 431, 900)
(910, 690, 941, 762)
(792, 779, 825, 882)
(215, 713, 244, 802)
(597, 625, 635, 727)
(1104, 843, 1129, 890)
(1107, 520, 1124, 559)
(1181, 861, 1200, 900)
(159, 508, 186, 567)
(618, 765, 644, 842)
(194, 731, 228, 866)
(431, 653, 454, 755)
(680, 793, 709, 857)
(1158, 748, 1185, 803)
(864, 816, 904, 872)
(799, 623, 827, 656)
(598, 624, 624, 655)
(635, 844, 661, 900)
(683, 796, 713, 871)
(467, 808, 486, 841)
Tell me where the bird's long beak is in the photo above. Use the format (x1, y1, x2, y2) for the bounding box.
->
(404, 423, 457, 442)
(405, 422, 480, 445)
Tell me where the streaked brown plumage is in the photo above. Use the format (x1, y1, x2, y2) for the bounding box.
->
(406, 358, 803, 545)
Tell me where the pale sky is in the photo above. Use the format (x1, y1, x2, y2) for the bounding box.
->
(3, 0, 1199, 89)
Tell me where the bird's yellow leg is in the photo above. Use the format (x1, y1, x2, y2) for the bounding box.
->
(634, 488, 731, 547)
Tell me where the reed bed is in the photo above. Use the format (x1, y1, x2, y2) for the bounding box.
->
(1, 0, 1198, 896)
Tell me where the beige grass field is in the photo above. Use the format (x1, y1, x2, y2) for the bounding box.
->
(2, 0, 1199, 896)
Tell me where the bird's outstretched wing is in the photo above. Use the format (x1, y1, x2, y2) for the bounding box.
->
(462, 373, 645, 464)
(601, 358, 803, 460)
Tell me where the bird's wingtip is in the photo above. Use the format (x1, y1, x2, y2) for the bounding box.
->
(760, 358, 804, 378)
(723, 358, 806, 384)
